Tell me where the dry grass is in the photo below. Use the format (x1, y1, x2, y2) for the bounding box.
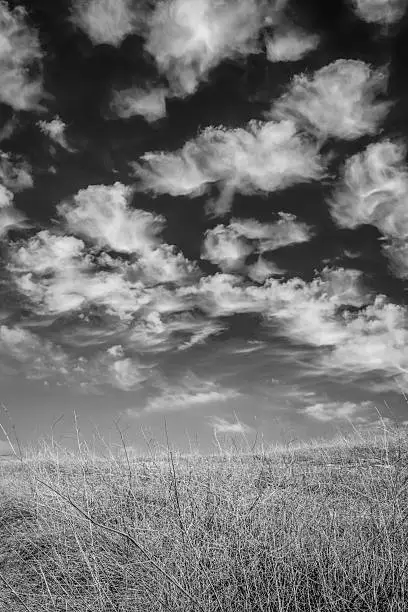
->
(1, 426, 408, 611)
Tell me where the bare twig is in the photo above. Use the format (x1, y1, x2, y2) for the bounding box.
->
(0, 570, 34, 612)
(30, 474, 206, 612)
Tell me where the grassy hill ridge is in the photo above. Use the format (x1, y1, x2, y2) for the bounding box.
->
(1, 428, 408, 611)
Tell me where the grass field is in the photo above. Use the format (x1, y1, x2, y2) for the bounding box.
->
(1, 426, 408, 611)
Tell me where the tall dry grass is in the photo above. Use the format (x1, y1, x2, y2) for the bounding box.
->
(1, 426, 408, 611)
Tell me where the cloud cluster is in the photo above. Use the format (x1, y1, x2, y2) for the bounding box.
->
(110, 86, 168, 123)
(329, 140, 408, 278)
(184, 266, 368, 327)
(266, 27, 319, 63)
(350, 0, 408, 25)
(176, 265, 408, 391)
(270, 59, 391, 140)
(8, 230, 142, 318)
(0, 2, 44, 111)
(134, 119, 325, 215)
(319, 296, 408, 389)
(7, 180, 216, 362)
(144, 0, 265, 97)
(0, 324, 149, 390)
(8, 226, 199, 329)
(71, 0, 139, 46)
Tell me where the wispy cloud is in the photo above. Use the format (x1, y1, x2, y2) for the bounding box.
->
(266, 27, 319, 63)
(350, 0, 408, 25)
(209, 416, 253, 435)
(246, 257, 285, 282)
(201, 214, 313, 271)
(134, 119, 325, 216)
(269, 59, 391, 140)
(0, 186, 26, 237)
(0, 151, 33, 191)
(0, 324, 151, 391)
(110, 86, 168, 123)
(0, 2, 44, 111)
(129, 373, 240, 415)
(0, 324, 70, 381)
(38, 117, 75, 152)
(234, 213, 313, 254)
(302, 400, 374, 422)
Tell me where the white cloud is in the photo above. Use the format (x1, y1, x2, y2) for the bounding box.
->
(128, 310, 224, 353)
(178, 318, 225, 350)
(350, 0, 408, 25)
(303, 400, 373, 422)
(0, 185, 26, 237)
(209, 416, 253, 434)
(135, 244, 199, 285)
(201, 224, 253, 271)
(71, 0, 138, 46)
(184, 273, 269, 316)
(329, 140, 408, 277)
(11, 230, 86, 274)
(0, 151, 33, 191)
(201, 214, 312, 271)
(0, 2, 44, 111)
(266, 27, 319, 63)
(382, 240, 408, 279)
(145, 0, 264, 97)
(110, 86, 168, 122)
(135, 372, 240, 414)
(104, 356, 148, 390)
(246, 257, 284, 282)
(236, 213, 313, 253)
(329, 140, 408, 234)
(38, 117, 75, 152)
(134, 119, 325, 215)
(58, 182, 165, 254)
(260, 267, 369, 347)
(269, 59, 390, 140)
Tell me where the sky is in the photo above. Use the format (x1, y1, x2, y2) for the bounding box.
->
(1, 0, 408, 455)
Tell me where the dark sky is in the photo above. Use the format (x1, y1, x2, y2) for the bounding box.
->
(1, 0, 408, 455)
